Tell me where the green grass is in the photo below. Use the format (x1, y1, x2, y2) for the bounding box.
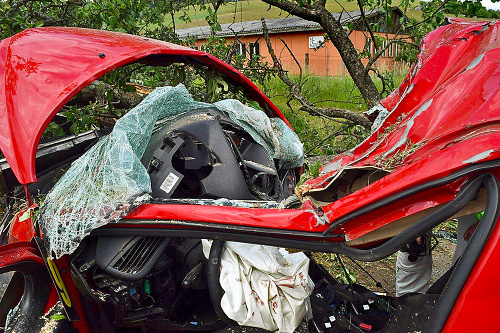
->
(257, 71, 408, 155)
(261, 70, 407, 112)
(168, 0, 422, 29)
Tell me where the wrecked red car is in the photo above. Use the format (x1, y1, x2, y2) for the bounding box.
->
(0, 18, 499, 333)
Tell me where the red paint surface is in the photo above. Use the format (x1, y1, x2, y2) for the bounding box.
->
(124, 181, 460, 239)
(8, 204, 37, 243)
(0, 241, 44, 266)
(441, 211, 500, 331)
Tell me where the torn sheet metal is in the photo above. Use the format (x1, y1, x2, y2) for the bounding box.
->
(202, 240, 313, 332)
(298, 19, 500, 240)
(38, 84, 303, 258)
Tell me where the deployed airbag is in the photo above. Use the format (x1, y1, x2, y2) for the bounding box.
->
(202, 240, 313, 332)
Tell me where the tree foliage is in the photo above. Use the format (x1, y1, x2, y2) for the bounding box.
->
(1, 0, 279, 138)
(1, 0, 498, 154)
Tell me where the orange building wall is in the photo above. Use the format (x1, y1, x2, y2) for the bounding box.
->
(194, 30, 404, 76)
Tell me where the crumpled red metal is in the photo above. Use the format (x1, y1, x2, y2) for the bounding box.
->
(300, 18, 500, 238)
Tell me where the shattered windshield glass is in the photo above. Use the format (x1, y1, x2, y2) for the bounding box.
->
(38, 84, 303, 258)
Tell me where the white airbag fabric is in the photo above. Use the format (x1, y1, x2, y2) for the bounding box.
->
(202, 240, 313, 332)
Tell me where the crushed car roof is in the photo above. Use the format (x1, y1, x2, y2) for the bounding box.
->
(299, 18, 500, 239)
(0, 27, 286, 184)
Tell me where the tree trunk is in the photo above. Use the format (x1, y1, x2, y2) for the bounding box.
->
(260, 0, 382, 108)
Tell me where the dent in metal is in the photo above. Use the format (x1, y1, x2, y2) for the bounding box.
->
(463, 149, 494, 164)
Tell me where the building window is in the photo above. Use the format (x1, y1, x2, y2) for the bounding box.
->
(395, 43, 400, 57)
(249, 42, 260, 57)
(236, 42, 246, 57)
(381, 40, 387, 57)
(388, 41, 394, 57)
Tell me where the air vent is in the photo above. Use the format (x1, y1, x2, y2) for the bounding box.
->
(114, 237, 163, 274)
(96, 236, 170, 281)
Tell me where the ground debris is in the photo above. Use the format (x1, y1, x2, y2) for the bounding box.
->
(40, 301, 66, 333)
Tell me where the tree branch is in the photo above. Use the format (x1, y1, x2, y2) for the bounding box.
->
(406, 0, 451, 30)
(260, 0, 320, 21)
(356, 0, 379, 53)
(261, 18, 371, 129)
(279, 36, 302, 81)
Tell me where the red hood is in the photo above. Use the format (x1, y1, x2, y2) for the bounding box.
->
(0, 27, 286, 185)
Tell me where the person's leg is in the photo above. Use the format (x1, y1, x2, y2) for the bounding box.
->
(395, 235, 432, 297)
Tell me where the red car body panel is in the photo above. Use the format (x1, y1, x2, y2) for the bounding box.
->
(0, 241, 44, 267)
(0, 19, 499, 332)
(443, 210, 500, 332)
(300, 18, 500, 238)
(0, 27, 287, 185)
(123, 181, 458, 235)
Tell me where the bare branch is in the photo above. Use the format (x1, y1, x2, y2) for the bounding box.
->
(261, 18, 372, 129)
(305, 106, 371, 127)
(278, 37, 302, 81)
(212, 0, 225, 13)
(356, 0, 379, 53)
(260, 0, 320, 21)
(406, 0, 451, 30)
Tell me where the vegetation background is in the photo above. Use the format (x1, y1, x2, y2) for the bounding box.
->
(1, 0, 498, 157)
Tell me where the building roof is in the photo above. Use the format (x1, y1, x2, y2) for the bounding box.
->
(176, 8, 390, 39)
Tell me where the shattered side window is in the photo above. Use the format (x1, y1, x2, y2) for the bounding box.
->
(38, 84, 303, 258)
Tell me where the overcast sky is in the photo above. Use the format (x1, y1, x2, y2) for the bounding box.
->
(481, 0, 500, 9)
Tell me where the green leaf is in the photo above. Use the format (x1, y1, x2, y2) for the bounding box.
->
(50, 314, 67, 321)
(105, 89, 114, 102)
(124, 84, 136, 93)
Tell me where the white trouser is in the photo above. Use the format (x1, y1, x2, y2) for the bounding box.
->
(395, 214, 479, 297)
(395, 247, 432, 297)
